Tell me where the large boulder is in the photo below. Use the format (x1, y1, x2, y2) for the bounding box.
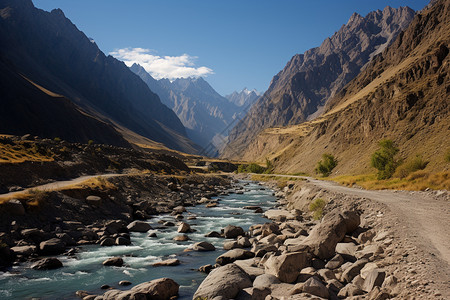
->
(31, 257, 63, 270)
(342, 259, 368, 283)
(264, 252, 309, 283)
(102, 257, 124, 267)
(152, 259, 180, 267)
(253, 274, 281, 289)
(39, 238, 66, 255)
(177, 222, 192, 233)
(11, 245, 36, 256)
(301, 209, 360, 259)
(216, 249, 254, 266)
(193, 263, 252, 299)
(103, 278, 179, 300)
(85, 195, 102, 206)
(224, 225, 245, 239)
(127, 221, 152, 232)
(302, 276, 329, 299)
(362, 269, 386, 292)
(4, 199, 25, 215)
(192, 241, 216, 251)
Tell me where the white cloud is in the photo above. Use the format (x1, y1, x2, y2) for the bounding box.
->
(110, 47, 214, 80)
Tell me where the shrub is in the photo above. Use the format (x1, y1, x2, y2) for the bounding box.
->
(395, 155, 429, 178)
(315, 154, 337, 177)
(53, 137, 61, 142)
(88, 140, 94, 145)
(309, 198, 326, 220)
(237, 163, 266, 174)
(371, 139, 399, 179)
(264, 158, 274, 174)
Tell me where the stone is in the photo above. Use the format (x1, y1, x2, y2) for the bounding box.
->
(264, 209, 296, 221)
(56, 233, 76, 246)
(301, 209, 360, 259)
(173, 206, 186, 214)
(253, 274, 281, 289)
(366, 286, 391, 300)
(177, 222, 192, 233)
(148, 232, 157, 238)
(193, 264, 252, 299)
(264, 252, 309, 283)
(192, 241, 216, 251)
(127, 221, 152, 232)
(237, 236, 251, 248)
(381, 275, 398, 289)
(355, 244, 384, 260)
(205, 231, 222, 238)
(234, 259, 265, 279)
(4, 199, 25, 215)
(317, 268, 337, 282)
(39, 238, 66, 255)
(216, 249, 254, 266)
(86, 195, 102, 206)
(297, 267, 316, 282)
(261, 223, 281, 236)
(223, 225, 245, 238)
(362, 269, 386, 292)
(198, 264, 214, 274)
(223, 241, 240, 250)
(115, 237, 131, 246)
(119, 280, 132, 286)
(102, 257, 123, 267)
(236, 287, 271, 300)
(360, 262, 379, 279)
(101, 284, 110, 289)
(302, 276, 329, 299)
(335, 242, 358, 256)
(127, 278, 179, 300)
(337, 283, 364, 297)
(325, 253, 344, 269)
(358, 230, 376, 244)
(152, 258, 180, 267)
(173, 235, 190, 241)
(21, 228, 45, 243)
(342, 259, 368, 283)
(11, 245, 36, 256)
(31, 257, 63, 270)
(100, 238, 115, 247)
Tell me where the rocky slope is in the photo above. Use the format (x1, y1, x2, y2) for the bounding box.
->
(225, 88, 260, 108)
(130, 64, 242, 154)
(227, 0, 449, 175)
(0, 0, 198, 153)
(222, 6, 415, 158)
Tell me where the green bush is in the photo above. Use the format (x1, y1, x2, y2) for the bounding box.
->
(395, 155, 428, 178)
(309, 198, 326, 220)
(237, 163, 266, 174)
(264, 158, 274, 174)
(371, 139, 399, 179)
(315, 154, 338, 177)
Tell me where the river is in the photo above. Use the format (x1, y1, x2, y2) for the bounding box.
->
(0, 180, 277, 299)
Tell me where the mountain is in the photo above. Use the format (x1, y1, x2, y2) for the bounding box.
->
(130, 64, 242, 154)
(225, 88, 260, 108)
(0, 0, 198, 153)
(222, 6, 415, 158)
(230, 0, 449, 175)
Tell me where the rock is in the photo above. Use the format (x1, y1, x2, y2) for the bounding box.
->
(205, 231, 222, 238)
(297, 267, 316, 282)
(56, 233, 76, 246)
(102, 257, 123, 267)
(127, 221, 152, 232)
(338, 283, 364, 297)
(264, 252, 309, 283)
(86, 195, 102, 206)
(327, 279, 344, 294)
(224, 225, 245, 238)
(366, 286, 391, 300)
(101, 284, 110, 289)
(342, 259, 368, 283)
(152, 258, 180, 267)
(301, 209, 360, 259)
(173, 235, 190, 241)
(335, 242, 358, 257)
(198, 264, 214, 274)
(236, 287, 271, 300)
(21, 228, 45, 243)
(234, 259, 265, 279)
(115, 237, 131, 246)
(358, 230, 375, 244)
(237, 236, 251, 248)
(253, 274, 281, 289)
(355, 244, 383, 260)
(360, 262, 379, 279)
(192, 241, 216, 251)
(177, 222, 191, 233)
(148, 232, 157, 238)
(216, 249, 254, 266)
(317, 268, 336, 282)
(119, 280, 132, 286)
(223, 241, 240, 250)
(11, 245, 36, 256)
(4, 199, 25, 215)
(362, 269, 386, 292)
(31, 257, 63, 270)
(325, 253, 344, 269)
(193, 264, 252, 299)
(264, 209, 296, 221)
(39, 238, 66, 255)
(104, 278, 178, 300)
(261, 223, 281, 236)
(381, 275, 397, 289)
(100, 238, 115, 247)
(206, 202, 218, 208)
(173, 206, 186, 214)
(302, 276, 329, 299)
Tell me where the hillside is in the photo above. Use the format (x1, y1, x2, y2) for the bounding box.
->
(0, 0, 198, 153)
(235, 0, 449, 176)
(222, 6, 415, 158)
(225, 88, 260, 108)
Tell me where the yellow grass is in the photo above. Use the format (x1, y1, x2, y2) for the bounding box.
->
(330, 171, 450, 191)
(0, 142, 54, 163)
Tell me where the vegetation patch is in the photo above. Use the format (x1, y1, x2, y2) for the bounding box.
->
(315, 154, 337, 177)
(371, 139, 400, 179)
(394, 155, 428, 178)
(0, 139, 54, 163)
(309, 198, 326, 220)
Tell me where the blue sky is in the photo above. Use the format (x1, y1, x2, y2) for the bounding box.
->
(33, 0, 429, 96)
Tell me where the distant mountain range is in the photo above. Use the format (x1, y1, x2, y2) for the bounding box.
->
(222, 6, 415, 158)
(223, 0, 449, 175)
(0, 0, 198, 153)
(130, 64, 258, 155)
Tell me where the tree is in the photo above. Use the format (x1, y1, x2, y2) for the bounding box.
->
(371, 139, 399, 179)
(315, 154, 338, 177)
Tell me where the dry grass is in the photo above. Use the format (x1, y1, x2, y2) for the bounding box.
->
(331, 171, 450, 191)
(0, 142, 54, 163)
(251, 174, 306, 189)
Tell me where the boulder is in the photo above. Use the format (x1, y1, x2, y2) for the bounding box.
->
(100, 238, 115, 247)
(337, 283, 364, 297)
(205, 231, 222, 238)
(127, 221, 152, 232)
(177, 222, 192, 233)
(173, 235, 190, 241)
(236, 287, 271, 300)
(102, 257, 124, 267)
(261, 223, 281, 236)
(115, 237, 131, 246)
(301, 209, 360, 259)
(4, 199, 25, 215)
(335, 242, 358, 257)
(119, 280, 132, 286)
(324, 253, 344, 269)
(264, 252, 309, 283)
(253, 274, 281, 289)
(358, 230, 375, 244)
(0, 246, 13, 267)
(21, 228, 45, 243)
(264, 209, 297, 221)
(223, 241, 240, 250)
(173, 206, 186, 214)
(103, 278, 179, 300)
(152, 259, 180, 267)
(362, 269, 386, 292)
(302, 276, 329, 299)
(198, 264, 214, 274)
(234, 259, 265, 279)
(104, 220, 127, 234)
(297, 267, 316, 282)
(11, 245, 36, 256)
(342, 259, 368, 283)
(192, 241, 216, 251)
(56, 233, 76, 246)
(216, 249, 254, 266)
(237, 236, 251, 248)
(86, 195, 102, 206)
(39, 238, 66, 255)
(193, 264, 252, 299)
(31, 257, 63, 270)
(224, 225, 244, 239)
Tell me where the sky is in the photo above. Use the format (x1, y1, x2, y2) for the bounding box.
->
(33, 0, 429, 96)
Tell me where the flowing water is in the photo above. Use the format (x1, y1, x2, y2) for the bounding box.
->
(0, 180, 277, 299)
